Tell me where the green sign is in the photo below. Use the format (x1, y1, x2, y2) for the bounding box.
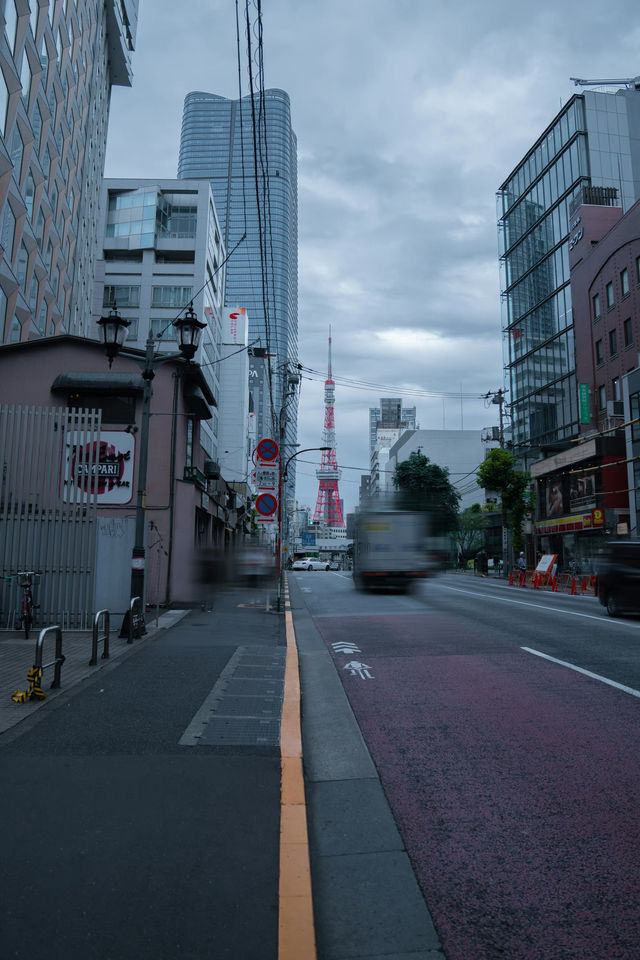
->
(579, 383, 590, 424)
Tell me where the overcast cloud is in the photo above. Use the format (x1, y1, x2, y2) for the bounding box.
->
(105, 0, 640, 513)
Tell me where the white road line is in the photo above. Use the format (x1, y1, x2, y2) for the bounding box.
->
(522, 646, 640, 699)
(438, 583, 640, 627)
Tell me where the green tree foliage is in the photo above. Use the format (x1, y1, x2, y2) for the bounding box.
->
(476, 449, 530, 551)
(453, 504, 486, 560)
(393, 451, 460, 535)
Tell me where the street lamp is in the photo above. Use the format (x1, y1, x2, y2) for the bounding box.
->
(98, 301, 206, 620)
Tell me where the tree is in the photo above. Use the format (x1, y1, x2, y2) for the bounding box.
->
(476, 449, 530, 553)
(453, 504, 487, 561)
(393, 451, 460, 535)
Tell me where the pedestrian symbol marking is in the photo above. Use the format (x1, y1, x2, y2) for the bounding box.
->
(344, 661, 374, 680)
(332, 642, 361, 654)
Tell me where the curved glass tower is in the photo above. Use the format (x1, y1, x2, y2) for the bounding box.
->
(178, 89, 298, 446)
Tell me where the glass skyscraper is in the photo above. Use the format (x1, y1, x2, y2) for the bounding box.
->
(178, 89, 298, 447)
(0, 0, 138, 344)
(497, 86, 640, 450)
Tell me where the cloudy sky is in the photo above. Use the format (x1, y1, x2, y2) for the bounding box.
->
(104, 0, 640, 514)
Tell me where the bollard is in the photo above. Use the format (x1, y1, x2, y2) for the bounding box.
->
(12, 626, 64, 702)
(90, 610, 110, 665)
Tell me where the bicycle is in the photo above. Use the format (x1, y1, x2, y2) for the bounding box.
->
(17, 571, 39, 639)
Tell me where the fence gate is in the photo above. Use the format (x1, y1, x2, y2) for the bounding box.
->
(0, 404, 102, 630)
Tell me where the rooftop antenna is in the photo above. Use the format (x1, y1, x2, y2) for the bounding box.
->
(570, 76, 640, 89)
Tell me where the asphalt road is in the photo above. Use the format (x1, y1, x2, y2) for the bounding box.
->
(293, 569, 640, 960)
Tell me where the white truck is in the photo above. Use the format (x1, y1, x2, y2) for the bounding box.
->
(352, 509, 431, 592)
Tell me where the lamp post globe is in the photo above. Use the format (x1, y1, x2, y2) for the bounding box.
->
(97, 303, 130, 367)
(174, 302, 206, 361)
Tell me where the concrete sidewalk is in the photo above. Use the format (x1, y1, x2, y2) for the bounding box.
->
(0, 607, 191, 735)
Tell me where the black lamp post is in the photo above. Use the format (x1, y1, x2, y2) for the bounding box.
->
(98, 301, 206, 619)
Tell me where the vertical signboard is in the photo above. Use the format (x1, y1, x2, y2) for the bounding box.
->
(579, 383, 590, 425)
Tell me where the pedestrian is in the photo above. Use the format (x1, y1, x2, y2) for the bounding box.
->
(517, 551, 526, 572)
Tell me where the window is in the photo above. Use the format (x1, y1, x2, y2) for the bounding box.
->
(67, 392, 137, 424)
(1, 202, 15, 255)
(620, 267, 629, 298)
(606, 282, 614, 309)
(612, 377, 621, 402)
(151, 285, 192, 308)
(636, 255, 640, 285)
(624, 318, 633, 349)
(609, 329, 617, 357)
(20, 52, 32, 105)
(598, 385, 606, 410)
(4, 0, 17, 53)
(10, 126, 23, 179)
(592, 293, 600, 321)
(0, 64, 7, 136)
(0, 285, 7, 340)
(103, 284, 140, 308)
(15, 241, 28, 287)
(185, 417, 194, 467)
(595, 339, 603, 364)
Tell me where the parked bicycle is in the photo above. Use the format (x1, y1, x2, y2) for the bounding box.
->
(17, 571, 40, 639)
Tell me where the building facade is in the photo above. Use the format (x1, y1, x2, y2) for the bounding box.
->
(570, 195, 640, 434)
(387, 429, 485, 511)
(177, 88, 298, 453)
(0, 0, 138, 344)
(497, 85, 640, 453)
(92, 178, 226, 464)
(369, 398, 417, 455)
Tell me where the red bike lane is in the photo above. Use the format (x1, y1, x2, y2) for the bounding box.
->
(314, 611, 640, 960)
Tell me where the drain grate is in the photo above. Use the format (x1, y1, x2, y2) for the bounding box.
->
(180, 644, 287, 747)
(198, 717, 281, 746)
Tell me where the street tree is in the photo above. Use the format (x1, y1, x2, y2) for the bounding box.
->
(453, 504, 487, 562)
(476, 449, 530, 553)
(393, 451, 460, 535)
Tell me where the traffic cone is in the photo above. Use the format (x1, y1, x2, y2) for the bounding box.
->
(509, 570, 513, 586)
(571, 577, 577, 595)
(519, 571, 525, 587)
(552, 575, 557, 592)
(533, 573, 539, 590)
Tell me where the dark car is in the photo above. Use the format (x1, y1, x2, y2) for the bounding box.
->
(597, 541, 640, 617)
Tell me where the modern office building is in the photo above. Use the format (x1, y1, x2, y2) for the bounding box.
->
(0, 0, 138, 344)
(369, 398, 417, 455)
(177, 88, 298, 452)
(92, 178, 226, 463)
(497, 82, 640, 452)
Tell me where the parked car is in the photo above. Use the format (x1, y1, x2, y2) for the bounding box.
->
(597, 541, 640, 616)
(291, 557, 330, 571)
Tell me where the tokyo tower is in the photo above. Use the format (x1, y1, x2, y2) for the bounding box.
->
(313, 329, 344, 526)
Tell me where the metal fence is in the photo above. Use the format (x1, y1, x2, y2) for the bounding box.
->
(0, 404, 101, 629)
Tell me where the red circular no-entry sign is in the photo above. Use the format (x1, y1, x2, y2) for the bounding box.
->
(256, 438, 279, 462)
(255, 493, 278, 516)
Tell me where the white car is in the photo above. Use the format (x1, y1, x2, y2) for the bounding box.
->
(291, 557, 329, 571)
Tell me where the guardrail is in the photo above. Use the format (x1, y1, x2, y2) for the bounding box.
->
(90, 610, 110, 666)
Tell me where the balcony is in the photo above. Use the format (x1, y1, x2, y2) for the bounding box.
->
(183, 465, 207, 490)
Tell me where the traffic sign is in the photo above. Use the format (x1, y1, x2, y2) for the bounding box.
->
(256, 465, 278, 489)
(256, 438, 279, 462)
(255, 492, 278, 517)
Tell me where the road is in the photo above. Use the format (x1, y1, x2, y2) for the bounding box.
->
(293, 569, 640, 960)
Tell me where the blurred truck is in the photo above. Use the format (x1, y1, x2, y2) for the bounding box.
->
(352, 509, 432, 592)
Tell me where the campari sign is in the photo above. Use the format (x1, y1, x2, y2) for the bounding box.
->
(63, 431, 134, 504)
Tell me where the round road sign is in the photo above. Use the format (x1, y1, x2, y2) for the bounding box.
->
(256, 438, 279, 462)
(255, 492, 278, 517)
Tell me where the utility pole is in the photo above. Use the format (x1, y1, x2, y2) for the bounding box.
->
(277, 362, 300, 610)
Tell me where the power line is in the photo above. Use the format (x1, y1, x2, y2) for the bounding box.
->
(298, 365, 489, 401)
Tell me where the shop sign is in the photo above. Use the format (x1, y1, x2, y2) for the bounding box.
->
(63, 431, 134, 504)
(592, 508, 604, 526)
(535, 513, 597, 535)
(579, 383, 590, 425)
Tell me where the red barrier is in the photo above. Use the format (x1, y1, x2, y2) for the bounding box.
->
(571, 577, 577, 595)
(519, 571, 525, 587)
(533, 573, 539, 590)
(552, 575, 557, 592)
(509, 570, 514, 586)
